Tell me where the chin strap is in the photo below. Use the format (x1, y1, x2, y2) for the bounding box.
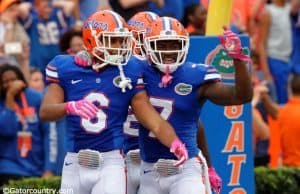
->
(92, 51, 121, 71)
(93, 62, 132, 93)
(75, 49, 132, 92)
(92, 62, 107, 71)
(161, 65, 173, 87)
(92, 53, 133, 93)
(117, 64, 132, 93)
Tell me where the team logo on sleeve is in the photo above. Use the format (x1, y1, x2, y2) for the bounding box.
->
(174, 83, 193, 95)
(205, 45, 250, 80)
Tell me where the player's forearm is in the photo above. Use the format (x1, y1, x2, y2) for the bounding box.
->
(152, 120, 179, 148)
(131, 91, 180, 147)
(232, 59, 253, 104)
(40, 84, 66, 121)
(39, 103, 67, 121)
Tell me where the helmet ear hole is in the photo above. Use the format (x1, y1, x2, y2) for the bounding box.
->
(87, 38, 92, 45)
(86, 38, 93, 51)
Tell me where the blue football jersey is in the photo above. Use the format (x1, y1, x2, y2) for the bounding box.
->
(123, 106, 140, 154)
(139, 61, 221, 162)
(45, 55, 144, 152)
(122, 57, 146, 154)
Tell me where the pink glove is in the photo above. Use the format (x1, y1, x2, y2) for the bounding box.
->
(74, 50, 93, 67)
(65, 99, 98, 119)
(208, 167, 222, 194)
(170, 139, 188, 167)
(219, 26, 251, 63)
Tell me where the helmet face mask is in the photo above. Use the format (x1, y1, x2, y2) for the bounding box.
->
(93, 29, 132, 66)
(150, 39, 187, 63)
(131, 29, 147, 59)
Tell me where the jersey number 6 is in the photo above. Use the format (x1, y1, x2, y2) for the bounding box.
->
(81, 92, 109, 133)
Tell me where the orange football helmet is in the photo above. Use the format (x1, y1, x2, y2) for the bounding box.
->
(82, 10, 132, 69)
(144, 17, 189, 74)
(127, 11, 159, 60)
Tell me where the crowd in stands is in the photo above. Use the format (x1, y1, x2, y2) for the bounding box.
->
(0, 0, 299, 188)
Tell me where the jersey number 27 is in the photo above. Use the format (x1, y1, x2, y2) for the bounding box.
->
(124, 97, 174, 137)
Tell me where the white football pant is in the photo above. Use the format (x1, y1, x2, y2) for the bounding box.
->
(125, 154, 141, 194)
(139, 156, 208, 194)
(60, 150, 126, 194)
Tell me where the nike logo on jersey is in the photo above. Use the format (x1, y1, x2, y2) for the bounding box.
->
(65, 162, 73, 166)
(71, 79, 82, 84)
(143, 169, 152, 174)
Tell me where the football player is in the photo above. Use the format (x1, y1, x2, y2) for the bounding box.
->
(135, 17, 252, 194)
(123, 11, 160, 194)
(124, 12, 222, 194)
(39, 10, 187, 194)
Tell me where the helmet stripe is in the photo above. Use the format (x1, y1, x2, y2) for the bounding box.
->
(147, 12, 158, 21)
(163, 17, 172, 31)
(107, 10, 123, 28)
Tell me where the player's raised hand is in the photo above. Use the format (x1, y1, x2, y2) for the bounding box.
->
(65, 99, 98, 119)
(170, 139, 188, 166)
(219, 26, 251, 63)
(74, 50, 93, 67)
(208, 167, 222, 194)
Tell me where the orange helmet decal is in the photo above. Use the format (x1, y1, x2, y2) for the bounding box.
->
(147, 16, 188, 38)
(127, 11, 159, 60)
(128, 11, 159, 32)
(83, 10, 127, 53)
